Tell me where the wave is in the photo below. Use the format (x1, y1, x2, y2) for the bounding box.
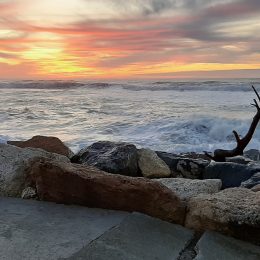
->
(121, 81, 260, 92)
(67, 115, 260, 154)
(1, 80, 259, 92)
(0, 80, 85, 89)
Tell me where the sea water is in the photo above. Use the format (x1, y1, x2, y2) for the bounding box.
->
(1, 79, 260, 154)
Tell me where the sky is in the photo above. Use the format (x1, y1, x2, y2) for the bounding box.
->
(0, 0, 260, 80)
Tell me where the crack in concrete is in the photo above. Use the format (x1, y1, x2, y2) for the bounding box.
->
(177, 232, 202, 260)
(59, 219, 125, 260)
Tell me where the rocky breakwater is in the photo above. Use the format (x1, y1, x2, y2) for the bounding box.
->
(1, 137, 260, 245)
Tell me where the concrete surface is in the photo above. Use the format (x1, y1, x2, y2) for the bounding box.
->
(69, 212, 194, 260)
(1, 197, 260, 260)
(0, 197, 127, 260)
(195, 231, 260, 260)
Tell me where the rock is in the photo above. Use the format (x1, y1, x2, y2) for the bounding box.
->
(195, 231, 260, 260)
(29, 159, 185, 224)
(251, 184, 260, 192)
(138, 149, 171, 178)
(155, 178, 222, 202)
(8, 135, 73, 158)
(244, 149, 260, 161)
(21, 187, 37, 199)
(241, 172, 260, 189)
(71, 141, 139, 177)
(185, 188, 260, 245)
(80, 213, 194, 260)
(204, 162, 258, 188)
(226, 156, 252, 165)
(156, 151, 209, 179)
(176, 158, 209, 179)
(0, 144, 69, 197)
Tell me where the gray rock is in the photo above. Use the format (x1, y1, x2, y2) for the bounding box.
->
(72, 141, 139, 176)
(138, 148, 171, 178)
(241, 172, 260, 189)
(75, 212, 194, 260)
(0, 143, 69, 197)
(244, 149, 260, 161)
(21, 187, 37, 199)
(195, 231, 260, 260)
(204, 162, 258, 188)
(177, 158, 209, 179)
(185, 188, 260, 245)
(155, 178, 222, 201)
(156, 151, 209, 179)
(226, 155, 253, 165)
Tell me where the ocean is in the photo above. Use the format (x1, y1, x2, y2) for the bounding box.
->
(1, 79, 260, 154)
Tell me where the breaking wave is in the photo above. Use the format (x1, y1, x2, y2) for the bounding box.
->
(1, 78, 260, 153)
(1, 79, 259, 92)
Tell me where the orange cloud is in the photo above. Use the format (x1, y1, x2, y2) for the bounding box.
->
(0, 0, 260, 79)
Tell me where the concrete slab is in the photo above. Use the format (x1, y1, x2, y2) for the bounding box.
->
(69, 212, 194, 260)
(0, 197, 128, 260)
(195, 231, 260, 260)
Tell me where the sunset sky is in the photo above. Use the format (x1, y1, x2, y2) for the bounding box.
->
(0, 0, 260, 79)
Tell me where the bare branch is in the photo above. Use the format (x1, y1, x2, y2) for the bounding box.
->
(209, 86, 260, 162)
(232, 130, 240, 143)
(252, 85, 260, 102)
(253, 99, 260, 110)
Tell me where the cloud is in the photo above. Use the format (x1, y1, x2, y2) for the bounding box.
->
(0, 0, 260, 78)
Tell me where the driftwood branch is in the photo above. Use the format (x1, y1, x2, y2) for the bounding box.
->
(204, 85, 260, 162)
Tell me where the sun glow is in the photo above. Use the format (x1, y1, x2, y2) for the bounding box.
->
(1, 0, 260, 79)
(21, 45, 89, 75)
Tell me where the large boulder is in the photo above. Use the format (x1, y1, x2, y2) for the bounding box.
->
(71, 141, 139, 177)
(241, 172, 260, 189)
(0, 144, 69, 197)
(204, 162, 258, 188)
(156, 151, 209, 179)
(185, 188, 260, 245)
(8, 135, 73, 158)
(155, 178, 221, 202)
(137, 149, 171, 178)
(28, 159, 185, 224)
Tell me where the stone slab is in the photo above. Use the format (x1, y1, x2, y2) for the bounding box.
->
(0, 197, 128, 260)
(195, 231, 260, 260)
(70, 212, 194, 260)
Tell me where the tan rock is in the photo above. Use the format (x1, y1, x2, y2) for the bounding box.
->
(251, 184, 260, 192)
(0, 144, 69, 197)
(155, 178, 222, 201)
(138, 148, 171, 178)
(8, 135, 73, 158)
(29, 159, 185, 224)
(185, 188, 260, 245)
